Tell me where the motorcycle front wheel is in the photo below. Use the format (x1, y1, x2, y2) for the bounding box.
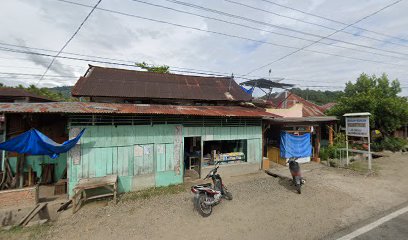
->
(296, 184, 302, 194)
(195, 194, 212, 217)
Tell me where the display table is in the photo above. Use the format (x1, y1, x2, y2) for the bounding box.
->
(72, 175, 117, 213)
(217, 152, 245, 162)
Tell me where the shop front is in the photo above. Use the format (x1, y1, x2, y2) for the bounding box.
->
(263, 116, 337, 165)
(182, 125, 262, 180)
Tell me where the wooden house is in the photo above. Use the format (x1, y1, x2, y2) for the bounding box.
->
(0, 66, 278, 197)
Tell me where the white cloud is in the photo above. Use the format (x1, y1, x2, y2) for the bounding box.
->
(0, 0, 406, 96)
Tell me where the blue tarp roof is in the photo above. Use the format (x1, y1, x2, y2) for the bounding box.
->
(0, 129, 85, 159)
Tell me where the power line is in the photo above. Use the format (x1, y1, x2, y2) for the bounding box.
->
(0, 72, 77, 78)
(52, 0, 408, 68)
(244, 0, 404, 75)
(0, 42, 137, 65)
(0, 46, 258, 82)
(5, 69, 407, 89)
(37, 0, 102, 85)
(259, 0, 408, 44)
(161, 0, 408, 57)
(0, 46, 261, 81)
(4, 64, 405, 90)
(0, 41, 266, 79)
(0, 65, 45, 70)
(226, 0, 408, 48)
(0, 55, 36, 61)
(129, 0, 408, 61)
(0, 47, 360, 88)
(296, 85, 344, 88)
(3, 43, 408, 89)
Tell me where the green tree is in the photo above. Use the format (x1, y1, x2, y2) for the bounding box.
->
(327, 73, 408, 136)
(0, 83, 76, 102)
(289, 88, 344, 105)
(135, 62, 170, 73)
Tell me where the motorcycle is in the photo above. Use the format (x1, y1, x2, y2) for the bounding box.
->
(191, 163, 232, 217)
(288, 158, 305, 194)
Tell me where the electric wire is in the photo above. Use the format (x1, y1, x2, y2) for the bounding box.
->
(129, 0, 408, 61)
(244, 0, 404, 75)
(36, 0, 102, 85)
(226, 0, 408, 48)
(52, 0, 408, 68)
(162, 0, 408, 55)
(259, 0, 408, 44)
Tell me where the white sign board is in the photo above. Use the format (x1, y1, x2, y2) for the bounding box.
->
(346, 117, 370, 137)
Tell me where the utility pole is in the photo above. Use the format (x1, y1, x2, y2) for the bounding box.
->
(228, 73, 234, 91)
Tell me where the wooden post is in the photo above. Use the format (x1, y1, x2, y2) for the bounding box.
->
(314, 126, 321, 163)
(262, 123, 270, 169)
(20, 154, 25, 188)
(329, 124, 334, 146)
(16, 154, 25, 188)
(346, 135, 349, 166)
(262, 124, 265, 169)
(28, 166, 32, 186)
(368, 134, 372, 171)
(201, 138, 204, 176)
(1, 114, 6, 172)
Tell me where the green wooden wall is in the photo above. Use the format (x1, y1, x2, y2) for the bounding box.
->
(68, 125, 181, 195)
(8, 153, 67, 183)
(68, 124, 262, 196)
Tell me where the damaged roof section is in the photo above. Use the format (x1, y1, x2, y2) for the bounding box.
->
(267, 92, 326, 117)
(72, 66, 252, 102)
(0, 102, 280, 118)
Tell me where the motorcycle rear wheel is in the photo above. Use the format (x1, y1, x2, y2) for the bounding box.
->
(195, 194, 212, 217)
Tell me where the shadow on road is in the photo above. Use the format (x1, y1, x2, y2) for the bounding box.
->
(278, 178, 297, 193)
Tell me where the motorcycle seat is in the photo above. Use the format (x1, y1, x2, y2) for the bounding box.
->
(197, 183, 212, 187)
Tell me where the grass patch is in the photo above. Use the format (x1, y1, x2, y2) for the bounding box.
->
(0, 224, 51, 240)
(121, 184, 186, 202)
(347, 160, 380, 174)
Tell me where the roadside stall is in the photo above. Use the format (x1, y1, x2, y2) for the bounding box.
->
(263, 116, 338, 165)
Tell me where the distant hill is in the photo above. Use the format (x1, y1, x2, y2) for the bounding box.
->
(47, 86, 343, 105)
(288, 88, 343, 105)
(47, 86, 73, 99)
(259, 88, 343, 105)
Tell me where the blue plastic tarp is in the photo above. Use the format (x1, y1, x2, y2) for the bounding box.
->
(0, 129, 85, 159)
(280, 131, 312, 158)
(240, 86, 254, 95)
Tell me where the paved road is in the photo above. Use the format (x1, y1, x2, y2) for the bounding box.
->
(332, 204, 408, 240)
(353, 212, 408, 240)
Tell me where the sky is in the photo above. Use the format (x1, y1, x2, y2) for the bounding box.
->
(0, 0, 408, 96)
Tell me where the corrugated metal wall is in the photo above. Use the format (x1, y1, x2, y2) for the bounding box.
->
(67, 124, 262, 196)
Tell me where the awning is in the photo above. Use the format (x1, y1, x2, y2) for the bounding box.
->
(264, 116, 338, 123)
(0, 129, 85, 159)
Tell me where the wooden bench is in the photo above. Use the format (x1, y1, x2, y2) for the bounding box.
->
(72, 175, 118, 213)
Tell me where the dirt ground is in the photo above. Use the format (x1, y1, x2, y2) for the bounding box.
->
(2, 152, 408, 240)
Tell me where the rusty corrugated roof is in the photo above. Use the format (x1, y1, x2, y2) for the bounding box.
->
(320, 102, 337, 111)
(72, 66, 252, 102)
(0, 88, 54, 102)
(0, 102, 280, 118)
(264, 116, 338, 123)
